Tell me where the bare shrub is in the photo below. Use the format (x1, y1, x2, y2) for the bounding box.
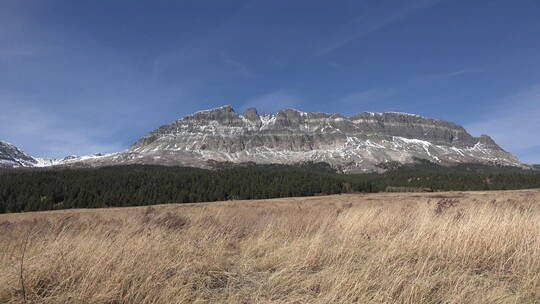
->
(141, 208, 189, 231)
(155, 212, 189, 230)
(433, 198, 459, 215)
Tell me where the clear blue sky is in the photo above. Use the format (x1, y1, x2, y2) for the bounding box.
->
(1, 0, 539, 163)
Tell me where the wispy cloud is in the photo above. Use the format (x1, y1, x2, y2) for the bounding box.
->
(315, 0, 443, 56)
(241, 90, 299, 114)
(220, 52, 254, 78)
(465, 84, 540, 163)
(0, 2, 200, 158)
(340, 69, 479, 106)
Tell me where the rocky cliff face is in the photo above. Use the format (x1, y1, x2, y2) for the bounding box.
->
(117, 105, 521, 172)
(1, 106, 525, 172)
(0, 141, 39, 168)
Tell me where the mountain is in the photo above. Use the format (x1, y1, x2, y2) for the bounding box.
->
(47, 105, 521, 173)
(1, 106, 527, 172)
(0, 141, 40, 168)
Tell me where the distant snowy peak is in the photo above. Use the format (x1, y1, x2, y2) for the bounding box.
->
(0, 140, 118, 169)
(34, 153, 118, 167)
(0, 141, 39, 168)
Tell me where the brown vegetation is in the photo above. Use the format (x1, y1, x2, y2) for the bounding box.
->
(1, 190, 540, 303)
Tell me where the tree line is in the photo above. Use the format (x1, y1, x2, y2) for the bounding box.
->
(0, 164, 539, 213)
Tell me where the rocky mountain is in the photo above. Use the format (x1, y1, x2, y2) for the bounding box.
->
(55, 105, 524, 172)
(2, 106, 527, 172)
(0, 141, 40, 168)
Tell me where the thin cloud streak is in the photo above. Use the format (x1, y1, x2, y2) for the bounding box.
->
(340, 69, 479, 106)
(315, 0, 443, 56)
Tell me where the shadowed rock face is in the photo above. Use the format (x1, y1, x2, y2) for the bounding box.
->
(0, 141, 38, 168)
(122, 105, 521, 172)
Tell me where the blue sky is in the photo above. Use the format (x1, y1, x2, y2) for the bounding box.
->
(1, 0, 539, 163)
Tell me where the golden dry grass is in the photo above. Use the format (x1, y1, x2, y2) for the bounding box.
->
(1, 190, 540, 303)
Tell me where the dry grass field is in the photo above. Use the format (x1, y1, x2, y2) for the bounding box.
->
(1, 190, 540, 303)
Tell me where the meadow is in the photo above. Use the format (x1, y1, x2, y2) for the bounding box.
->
(1, 190, 539, 303)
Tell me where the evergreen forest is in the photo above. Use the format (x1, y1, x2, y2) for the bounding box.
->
(1, 163, 539, 213)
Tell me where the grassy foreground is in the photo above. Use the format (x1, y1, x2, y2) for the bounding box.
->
(1, 190, 539, 303)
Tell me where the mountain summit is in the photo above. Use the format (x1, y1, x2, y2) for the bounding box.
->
(1, 106, 524, 172)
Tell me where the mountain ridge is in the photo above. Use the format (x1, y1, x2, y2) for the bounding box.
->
(0, 106, 529, 172)
(122, 105, 521, 172)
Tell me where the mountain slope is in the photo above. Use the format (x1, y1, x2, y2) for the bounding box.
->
(0, 141, 39, 168)
(75, 105, 522, 172)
